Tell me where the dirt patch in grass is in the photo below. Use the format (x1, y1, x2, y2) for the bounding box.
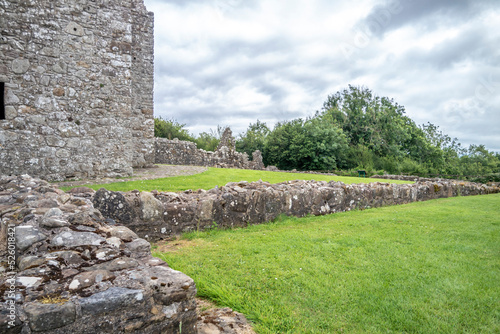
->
(154, 238, 205, 253)
(196, 298, 256, 334)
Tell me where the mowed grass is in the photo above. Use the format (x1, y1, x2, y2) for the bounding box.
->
(60, 167, 411, 192)
(154, 194, 500, 333)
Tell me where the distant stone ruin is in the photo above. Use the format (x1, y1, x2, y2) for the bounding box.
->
(155, 128, 265, 170)
(0, 0, 155, 181)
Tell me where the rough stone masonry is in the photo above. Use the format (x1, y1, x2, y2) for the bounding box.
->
(0, 174, 197, 333)
(0, 0, 155, 181)
(155, 127, 265, 170)
(92, 178, 500, 242)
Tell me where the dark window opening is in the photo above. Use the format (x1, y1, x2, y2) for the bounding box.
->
(0, 82, 5, 120)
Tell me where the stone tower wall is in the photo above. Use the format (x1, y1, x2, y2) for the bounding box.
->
(0, 0, 154, 181)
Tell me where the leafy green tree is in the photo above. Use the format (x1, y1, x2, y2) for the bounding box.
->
(236, 120, 270, 159)
(195, 125, 228, 152)
(154, 117, 195, 141)
(320, 85, 413, 159)
(460, 144, 500, 175)
(264, 118, 347, 170)
(195, 131, 220, 152)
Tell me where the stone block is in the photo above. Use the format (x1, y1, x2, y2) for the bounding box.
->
(51, 231, 105, 247)
(24, 301, 76, 332)
(11, 58, 30, 74)
(79, 287, 144, 316)
(15, 225, 47, 251)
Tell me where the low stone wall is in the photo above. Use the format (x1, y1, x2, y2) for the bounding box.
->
(371, 174, 421, 181)
(92, 179, 500, 242)
(0, 175, 197, 334)
(371, 174, 455, 182)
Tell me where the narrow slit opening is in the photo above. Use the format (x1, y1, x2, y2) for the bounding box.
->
(0, 82, 5, 120)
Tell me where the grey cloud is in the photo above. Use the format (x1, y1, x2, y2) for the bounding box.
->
(147, 0, 500, 151)
(357, 0, 494, 38)
(399, 28, 492, 70)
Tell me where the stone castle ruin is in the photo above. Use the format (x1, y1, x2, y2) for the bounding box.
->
(0, 0, 155, 181)
(1, 2, 500, 333)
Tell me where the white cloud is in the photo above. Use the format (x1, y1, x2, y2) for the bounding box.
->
(144, 0, 500, 152)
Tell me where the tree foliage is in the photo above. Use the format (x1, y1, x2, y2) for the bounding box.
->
(155, 85, 500, 180)
(263, 118, 348, 170)
(154, 117, 195, 142)
(236, 120, 270, 159)
(154, 117, 222, 152)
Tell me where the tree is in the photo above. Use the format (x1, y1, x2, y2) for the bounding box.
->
(195, 132, 220, 152)
(236, 120, 270, 159)
(154, 117, 195, 142)
(263, 118, 348, 170)
(320, 85, 413, 159)
(195, 125, 228, 151)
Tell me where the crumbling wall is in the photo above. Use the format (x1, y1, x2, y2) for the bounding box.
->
(0, 175, 197, 333)
(155, 128, 264, 170)
(92, 179, 500, 242)
(0, 0, 155, 181)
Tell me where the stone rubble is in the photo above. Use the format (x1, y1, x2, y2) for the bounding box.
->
(0, 175, 198, 334)
(197, 307, 256, 334)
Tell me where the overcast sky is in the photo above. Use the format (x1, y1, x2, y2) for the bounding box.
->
(143, 0, 500, 152)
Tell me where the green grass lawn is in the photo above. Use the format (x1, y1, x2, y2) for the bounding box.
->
(60, 167, 411, 192)
(154, 194, 500, 333)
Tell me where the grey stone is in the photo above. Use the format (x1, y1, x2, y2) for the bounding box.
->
(83, 257, 139, 272)
(125, 238, 151, 257)
(40, 47, 59, 57)
(92, 189, 135, 224)
(79, 287, 144, 316)
(140, 191, 163, 221)
(68, 270, 114, 290)
(16, 276, 43, 288)
(52, 60, 67, 74)
(64, 22, 85, 36)
(104, 225, 138, 242)
(24, 301, 76, 332)
(106, 236, 122, 248)
(4, 90, 19, 104)
(40, 217, 69, 228)
(11, 58, 30, 74)
(44, 208, 63, 217)
(0, 308, 23, 333)
(155, 128, 261, 170)
(92, 247, 121, 261)
(4, 106, 16, 120)
(51, 231, 105, 247)
(17, 255, 46, 271)
(15, 225, 47, 251)
(44, 250, 84, 266)
(68, 211, 101, 227)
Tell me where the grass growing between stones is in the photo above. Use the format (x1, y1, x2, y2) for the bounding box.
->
(154, 194, 500, 334)
(61, 167, 411, 192)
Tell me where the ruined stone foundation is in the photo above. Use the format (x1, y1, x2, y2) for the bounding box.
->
(0, 175, 197, 333)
